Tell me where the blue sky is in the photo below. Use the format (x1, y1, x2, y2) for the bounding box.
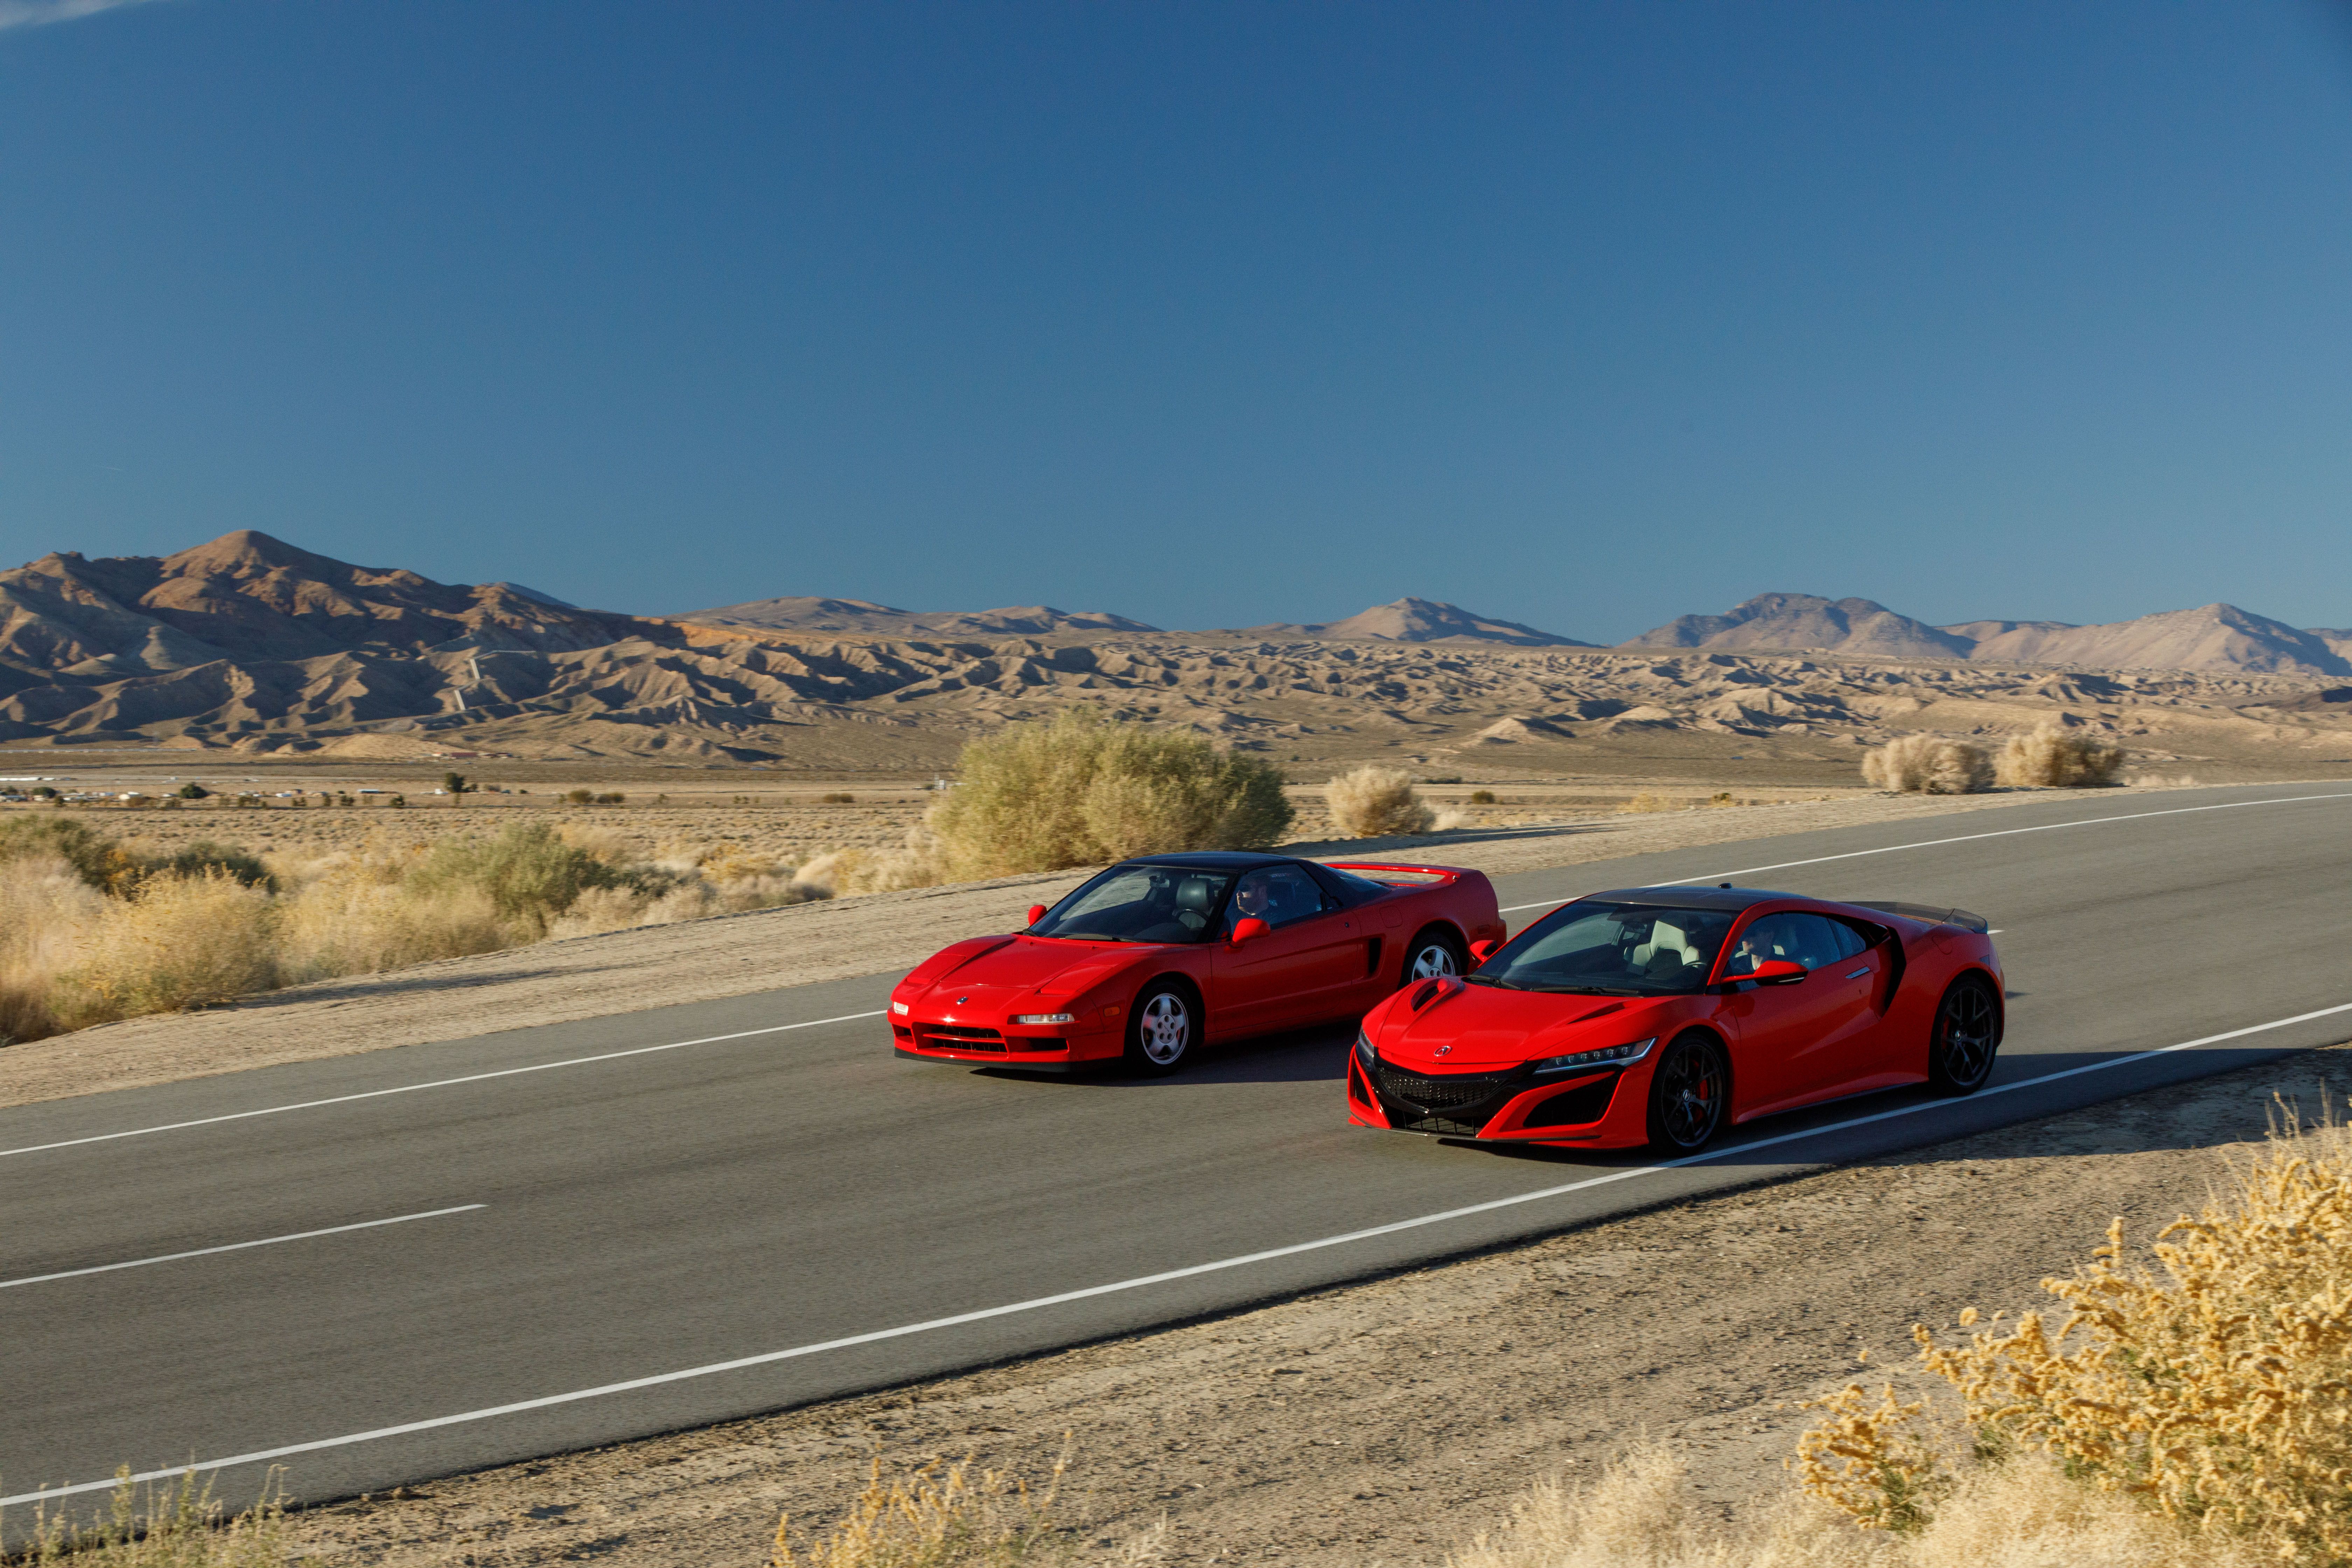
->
(4, 1, 2349, 640)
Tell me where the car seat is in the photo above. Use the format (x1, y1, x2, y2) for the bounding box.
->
(1631, 919, 1700, 978)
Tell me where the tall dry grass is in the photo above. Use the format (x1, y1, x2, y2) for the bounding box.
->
(1994, 724, 2124, 788)
(0, 819, 836, 1044)
(1861, 736, 1993, 794)
(1323, 766, 1435, 838)
(9, 1467, 293, 1567)
(926, 709, 1293, 878)
(1444, 1442, 2246, 1568)
(768, 1450, 1163, 1568)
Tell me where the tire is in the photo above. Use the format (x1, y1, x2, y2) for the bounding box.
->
(1645, 1032, 1729, 1154)
(1401, 927, 1465, 986)
(1927, 975, 2001, 1095)
(1123, 981, 1197, 1076)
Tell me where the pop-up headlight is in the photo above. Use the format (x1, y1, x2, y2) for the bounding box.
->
(1532, 1037, 1656, 1074)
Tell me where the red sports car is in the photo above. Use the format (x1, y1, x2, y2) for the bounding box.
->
(1347, 886, 2003, 1153)
(891, 851, 1506, 1075)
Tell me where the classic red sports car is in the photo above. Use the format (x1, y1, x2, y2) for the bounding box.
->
(1347, 885, 2003, 1153)
(891, 852, 1506, 1074)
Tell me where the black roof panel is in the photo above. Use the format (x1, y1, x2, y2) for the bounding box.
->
(1579, 885, 1795, 911)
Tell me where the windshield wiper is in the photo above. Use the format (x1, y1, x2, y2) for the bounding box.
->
(1538, 985, 1644, 996)
(1463, 974, 1525, 989)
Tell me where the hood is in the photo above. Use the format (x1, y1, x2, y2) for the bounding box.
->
(1370, 981, 1683, 1070)
(902, 935, 1150, 1001)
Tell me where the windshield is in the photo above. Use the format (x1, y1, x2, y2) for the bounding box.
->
(1471, 901, 1735, 995)
(1030, 865, 1233, 944)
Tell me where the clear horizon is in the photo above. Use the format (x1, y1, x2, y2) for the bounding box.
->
(5, 2, 2349, 641)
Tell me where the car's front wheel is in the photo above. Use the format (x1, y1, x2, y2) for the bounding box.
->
(1124, 982, 1196, 1076)
(1402, 927, 1464, 986)
(1927, 975, 2000, 1095)
(1645, 1032, 1729, 1154)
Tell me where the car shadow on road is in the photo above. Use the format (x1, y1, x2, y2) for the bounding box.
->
(979, 1024, 1351, 1088)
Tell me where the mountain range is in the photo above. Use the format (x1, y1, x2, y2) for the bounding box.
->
(2, 533, 2346, 755)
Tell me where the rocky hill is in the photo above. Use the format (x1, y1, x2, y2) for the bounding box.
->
(673, 596, 1158, 638)
(1232, 597, 1594, 647)
(1625, 594, 1975, 659)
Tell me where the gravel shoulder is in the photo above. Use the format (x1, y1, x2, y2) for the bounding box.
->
(0, 789, 2059, 1111)
(284, 1042, 2352, 1567)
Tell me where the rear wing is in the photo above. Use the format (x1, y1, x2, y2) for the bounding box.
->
(1846, 900, 1990, 934)
(1325, 860, 1469, 887)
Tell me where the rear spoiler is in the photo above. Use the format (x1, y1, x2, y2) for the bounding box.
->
(1325, 861, 1466, 886)
(1847, 900, 1990, 934)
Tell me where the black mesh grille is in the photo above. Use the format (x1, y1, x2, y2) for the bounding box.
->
(1375, 1064, 1513, 1109)
(1521, 1075, 1618, 1128)
(1401, 1113, 1490, 1136)
(919, 1026, 1005, 1051)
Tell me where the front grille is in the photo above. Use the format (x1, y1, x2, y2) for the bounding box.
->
(1401, 1113, 1490, 1136)
(918, 1025, 1006, 1051)
(1375, 1064, 1513, 1109)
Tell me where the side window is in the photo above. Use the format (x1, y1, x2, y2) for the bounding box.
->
(1724, 913, 1803, 976)
(1821, 918, 1872, 961)
(1229, 866, 1326, 929)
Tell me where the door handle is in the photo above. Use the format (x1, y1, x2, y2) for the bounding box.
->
(1844, 967, 1872, 980)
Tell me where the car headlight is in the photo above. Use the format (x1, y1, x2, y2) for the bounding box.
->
(891, 1001, 910, 1016)
(1532, 1037, 1656, 1074)
(1354, 1030, 1377, 1068)
(1010, 1012, 1077, 1026)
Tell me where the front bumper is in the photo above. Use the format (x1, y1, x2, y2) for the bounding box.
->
(1347, 1050, 1651, 1146)
(891, 1015, 1122, 1067)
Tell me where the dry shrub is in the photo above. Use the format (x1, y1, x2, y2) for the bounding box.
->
(0, 813, 144, 892)
(797, 826, 946, 896)
(54, 870, 279, 1029)
(1447, 1442, 2239, 1568)
(0, 851, 106, 1043)
(1908, 1112, 2352, 1561)
(1617, 792, 1684, 815)
(770, 1452, 1078, 1568)
(15, 1466, 293, 1567)
(927, 710, 1292, 878)
(275, 841, 508, 977)
(1324, 766, 1435, 838)
(1861, 735, 1993, 794)
(1994, 725, 2124, 788)
(403, 821, 631, 936)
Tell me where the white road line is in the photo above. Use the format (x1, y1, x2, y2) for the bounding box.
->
(0, 1013, 887, 1162)
(0, 1206, 485, 1291)
(1495, 790, 2352, 913)
(16, 997, 2350, 1508)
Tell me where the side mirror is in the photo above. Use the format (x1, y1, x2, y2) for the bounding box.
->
(1470, 939, 1501, 964)
(1230, 916, 1270, 947)
(1026, 904, 1048, 929)
(1749, 959, 1808, 986)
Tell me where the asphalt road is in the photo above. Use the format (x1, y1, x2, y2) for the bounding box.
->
(5, 783, 2351, 1516)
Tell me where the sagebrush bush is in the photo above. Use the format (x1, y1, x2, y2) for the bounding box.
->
(1323, 766, 1434, 838)
(926, 710, 1294, 878)
(55, 870, 280, 1028)
(1994, 724, 2124, 788)
(1861, 735, 1993, 794)
(0, 814, 142, 891)
(0, 852, 106, 1044)
(402, 821, 632, 935)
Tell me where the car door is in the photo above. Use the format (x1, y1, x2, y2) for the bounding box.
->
(1778, 915, 1887, 1097)
(1719, 911, 1875, 1114)
(1211, 866, 1360, 1035)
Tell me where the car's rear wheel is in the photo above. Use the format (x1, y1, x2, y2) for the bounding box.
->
(1645, 1032, 1729, 1154)
(1402, 927, 1464, 986)
(1928, 975, 2000, 1095)
(1124, 981, 1196, 1076)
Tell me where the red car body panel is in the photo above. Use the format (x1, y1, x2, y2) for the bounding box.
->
(891, 857, 1507, 1068)
(1347, 890, 2003, 1148)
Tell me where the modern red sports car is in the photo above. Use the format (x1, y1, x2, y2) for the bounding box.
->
(891, 851, 1506, 1075)
(1347, 885, 2003, 1153)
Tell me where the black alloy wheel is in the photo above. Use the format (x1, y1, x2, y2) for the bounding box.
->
(1645, 1032, 1729, 1154)
(1402, 928, 1465, 986)
(1928, 975, 2000, 1095)
(1123, 981, 1196, 1076)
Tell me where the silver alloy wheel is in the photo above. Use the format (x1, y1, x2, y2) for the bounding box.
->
(1139, 991, 1191, 1065)
(1408, 941, 1459, 981)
